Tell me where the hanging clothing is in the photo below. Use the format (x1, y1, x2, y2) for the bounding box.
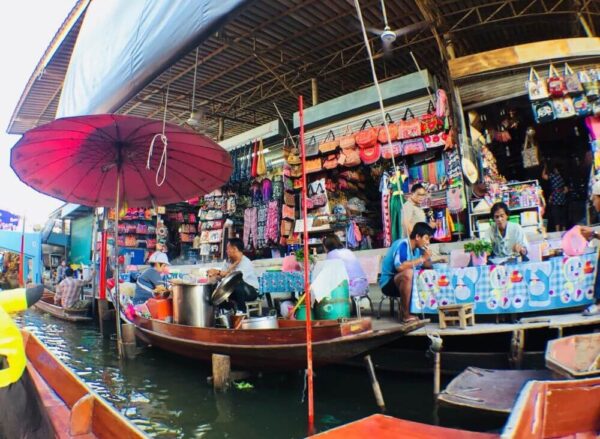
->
(256, 202, 268, 248)
(265, 201, 280, 244)
(380, 172, 392, 247)
(243, 207, 258, 249)
(390, 193, 403, 241)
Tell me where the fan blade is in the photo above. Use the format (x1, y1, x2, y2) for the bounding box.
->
(394, 21, 428, 38)
(366, 26, 384, 36)
(382, 39, 394, 57)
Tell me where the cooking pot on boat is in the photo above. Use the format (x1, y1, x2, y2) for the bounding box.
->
(171, 281, 215, 327)
(240, 315, 279, 330)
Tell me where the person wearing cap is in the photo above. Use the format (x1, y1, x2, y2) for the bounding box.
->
(207, 238, 258, 312)
(134, 251, 170, 305)
(578, 181, 600, 316)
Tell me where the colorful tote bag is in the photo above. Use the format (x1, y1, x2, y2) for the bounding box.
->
(532, 100, 555, 123)
(552, 97, 576, 119)
(547, 64, 567, 98)
(527, 67, 549, 100)
(564, 63, 584, 94)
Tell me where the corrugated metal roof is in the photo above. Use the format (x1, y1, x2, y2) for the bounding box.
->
(8, 0, 600, 138)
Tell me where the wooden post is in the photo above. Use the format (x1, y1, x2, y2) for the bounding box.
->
(364, 355, 386, 412)
(97, 299, 114, 338)
(212, 354, 231, 392)
(217, 117, 225, 141)
(433, 352, 441, 396)
(443, 33, 456, 59)
(509, 329, 525, 369)
(311, 78, 319, 106)
(121, 323, 137, 359)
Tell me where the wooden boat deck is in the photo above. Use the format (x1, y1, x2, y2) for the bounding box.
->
(405, 311, 600, 337)
(33, 290, 93, 322)
(438, 367, 554, 414)
(311, 414, 499, 438)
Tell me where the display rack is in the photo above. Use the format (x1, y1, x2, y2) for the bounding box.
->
(469, 180, 543, 237)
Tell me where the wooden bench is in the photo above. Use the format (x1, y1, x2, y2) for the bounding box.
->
(438, 303, 475, 329)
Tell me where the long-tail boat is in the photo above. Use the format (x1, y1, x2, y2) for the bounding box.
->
(545, 332, 600, 378)
(33, 289, 93, 323)
(23, 330, 145, 438)
(131, 316, 423, 370)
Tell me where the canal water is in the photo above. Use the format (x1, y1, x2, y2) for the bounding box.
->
(18, 310, 505, 438)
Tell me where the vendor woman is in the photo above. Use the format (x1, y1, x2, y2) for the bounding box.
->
(486, 202, 528, 258)
(134, 251, 170, 305)
(207, 238, 259, 312)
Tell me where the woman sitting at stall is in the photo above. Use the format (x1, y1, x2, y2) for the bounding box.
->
(486, 202, 528, 258)
(134, 251, 170, 305)
(322, 234, 368, 297)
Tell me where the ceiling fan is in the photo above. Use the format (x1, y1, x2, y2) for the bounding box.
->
(367, 0, 428, 56)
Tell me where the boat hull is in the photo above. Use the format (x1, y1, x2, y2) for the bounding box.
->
(33, 290, 92, 323)
(133, 316, 422, 370)
(545, 332, 600, 378)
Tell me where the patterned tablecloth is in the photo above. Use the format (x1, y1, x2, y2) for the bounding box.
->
(259, 271, 305, 294)
(411, 250, 598, 314)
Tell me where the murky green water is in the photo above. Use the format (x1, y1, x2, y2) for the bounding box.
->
(18, 310, 504, 438)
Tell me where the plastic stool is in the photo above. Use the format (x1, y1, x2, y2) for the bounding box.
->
(246, 300, 263, 317)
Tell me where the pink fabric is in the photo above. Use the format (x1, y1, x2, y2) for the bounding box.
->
(243, 207, 258, 249)
(265, 201, 279, 243)
(10, 114, 232, 206)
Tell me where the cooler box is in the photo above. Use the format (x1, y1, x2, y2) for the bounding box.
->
(147, 298, 173, 321)
(316, 280, 351, 320)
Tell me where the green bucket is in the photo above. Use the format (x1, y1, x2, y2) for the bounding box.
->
(295, 303, 315, 320)
(316, 298, 351, 320)
(330, 280, 350, 299)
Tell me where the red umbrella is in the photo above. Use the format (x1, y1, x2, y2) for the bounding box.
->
(11, 114, 232, 355)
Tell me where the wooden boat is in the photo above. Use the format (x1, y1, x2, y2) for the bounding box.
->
(22, 330, 145, 438)
(132, 316, 423, 370)
(545, 332, 600, 378)
(33, 289, 93, 322)
(501, 376, 600, 438)
(311, 414, 499, 438)
(438, 367, 554, 414)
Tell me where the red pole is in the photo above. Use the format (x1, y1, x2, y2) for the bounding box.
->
(19, 216, 25, 287)
(99, 231, 108, 300)
(299, 95, 315, 435)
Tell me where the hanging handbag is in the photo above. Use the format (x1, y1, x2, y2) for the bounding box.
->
(282, 204, 295, 220)
(377, 114, 398, 144)
(256, 138, 267, 176)
(308, 179, 327, 207)
(290, 164, 302, 178)
(381, 140, 402, 159)
(401, 138, 427, 156)
(527, 67, 549, 100)
(547, 64, 567, 97)
(573, 95, 591, 117)
(355, 119, 378, 149)
(446, 186, 465, 213)
(359, 143, 381, 164)
(552, 97, 576, 119)
(250, 139, 258, 178)
(339, 126, 356, 149)
(580, 70, 600, 100)
(305, 136, 319, 158)
(398, 108, 421, 139)
(305, 157, 322, 174)
(318, 130, 339, 154)
(322, 153, 339, 170)
(420, 101, 444, 135)
(532, 100, 555, 124)
(424, 132, 447, 149)
(522, 129, 540, 169)
(564, 63, 584, 95)
(338, 143, 362, 167)
(284, 192, 295, 207)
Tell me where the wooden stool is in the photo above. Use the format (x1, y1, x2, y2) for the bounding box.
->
(246, 300, 263, 317)
(438, 303, 475, 329)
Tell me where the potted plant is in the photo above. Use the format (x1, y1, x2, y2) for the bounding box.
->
(464, 239, 493, 266)
(294, 248, 316, 270)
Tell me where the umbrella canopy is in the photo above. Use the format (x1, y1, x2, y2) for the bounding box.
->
(10, 114, 232, 207)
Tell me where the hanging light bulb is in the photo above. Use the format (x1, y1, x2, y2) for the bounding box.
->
(187, 47, 200, 127)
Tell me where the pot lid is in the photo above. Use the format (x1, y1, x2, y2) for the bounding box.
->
(211, 271, 243, 305)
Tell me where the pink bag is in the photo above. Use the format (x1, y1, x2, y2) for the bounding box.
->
(282, 255, 301, 272)
(562, 226, 587, 256)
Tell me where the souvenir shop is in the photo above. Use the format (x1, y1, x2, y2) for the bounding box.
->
(458, 59, 600, 235)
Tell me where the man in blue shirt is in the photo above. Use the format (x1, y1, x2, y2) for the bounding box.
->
(379, 222, 434, 323)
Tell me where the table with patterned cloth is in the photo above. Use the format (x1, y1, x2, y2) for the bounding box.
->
(410, 250, 598, 314)
(259, 271, 305, 294)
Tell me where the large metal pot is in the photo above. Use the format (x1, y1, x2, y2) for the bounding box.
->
(171, 281, 215, 327)
(240, 315, 279, 330)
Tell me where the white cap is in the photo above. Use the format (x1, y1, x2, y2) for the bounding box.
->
(592, 181, 600, 198)
(148, 251, 170, 265)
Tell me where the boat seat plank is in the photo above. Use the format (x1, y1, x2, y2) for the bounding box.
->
(71, 394, 94, 436)
(312, 414, 498, 438)
(439, 367, 554, 414)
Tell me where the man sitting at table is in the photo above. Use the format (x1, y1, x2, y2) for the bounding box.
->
(379, 222, 434, 323)
(208, 238, 259, 312)
(486, 202, 528, 258)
